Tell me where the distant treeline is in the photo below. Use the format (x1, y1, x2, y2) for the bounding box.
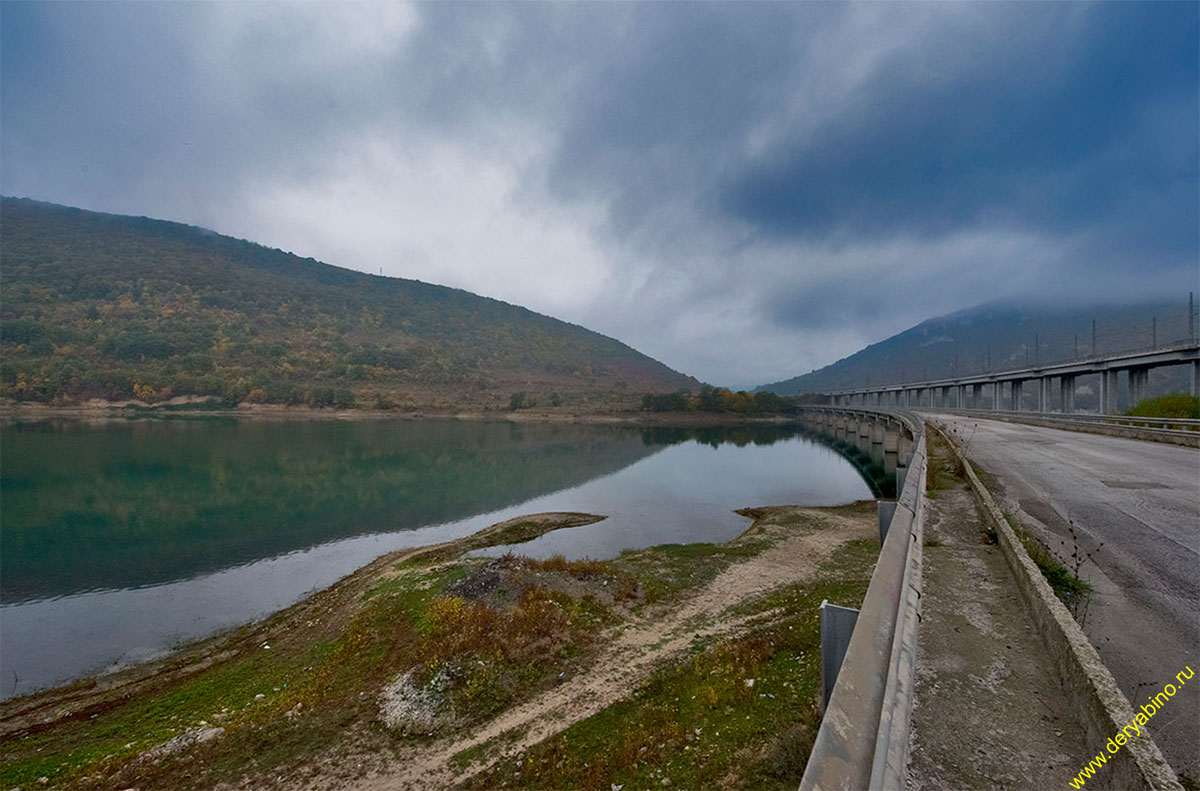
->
(642, 385, 796, 414)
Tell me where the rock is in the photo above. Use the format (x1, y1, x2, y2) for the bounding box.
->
(254, 693, 265, 701)
(137, 727, 226, 762)
(378, 669, 452, 734)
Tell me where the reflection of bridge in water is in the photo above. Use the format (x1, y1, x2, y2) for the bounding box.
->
(796, 408, 912, 499)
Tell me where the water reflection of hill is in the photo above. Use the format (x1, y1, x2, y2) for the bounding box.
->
(0, 420, 662, 602)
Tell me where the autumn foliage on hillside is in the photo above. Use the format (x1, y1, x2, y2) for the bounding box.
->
(642, 385, 795, 414)
(0, 199, 697, 409)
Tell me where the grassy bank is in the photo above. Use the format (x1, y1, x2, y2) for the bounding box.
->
(0, 514, 613, 789)
(0, 505, 877, 790)
(462, 535, 878, 790)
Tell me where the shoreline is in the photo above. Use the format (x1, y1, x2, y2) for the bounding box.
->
(0, 512, 607, 731)
(0, 503, 878, 791)
(0, 400, 795, 426)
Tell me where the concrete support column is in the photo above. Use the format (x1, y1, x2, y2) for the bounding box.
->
(1128, 368, 1149, 406)
(1038, 377, 1049, 413)
(1011, 380, 1023, 412)
(1192, 361, 1199, 398)
(991, 382, 999, 410)
(1060, 376, 1076, 414)
(973, 384, 983, 409)
(1100, 370, 1119, 415)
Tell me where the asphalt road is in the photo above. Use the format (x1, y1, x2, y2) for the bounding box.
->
(925, 413, 1200, 779)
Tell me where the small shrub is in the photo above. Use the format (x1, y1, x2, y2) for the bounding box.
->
(509, 391, 534, 410)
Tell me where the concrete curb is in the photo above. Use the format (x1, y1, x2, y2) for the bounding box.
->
(929, 420, 1183, 791)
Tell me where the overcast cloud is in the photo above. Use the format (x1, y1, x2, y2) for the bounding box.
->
(2, 1, 1196, 387)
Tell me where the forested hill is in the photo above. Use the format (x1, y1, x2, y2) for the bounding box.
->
(758, 297, 1194, 397)
(0, 198, 698, 409)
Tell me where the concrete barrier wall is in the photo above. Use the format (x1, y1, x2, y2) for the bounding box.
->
(798, 408, 926, 791)
(930, 421, 1182, 791)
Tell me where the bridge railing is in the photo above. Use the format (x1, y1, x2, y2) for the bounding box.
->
(930, 409, 1199, 430)
(797, 407, 927, 790)
(826, 338, 1200, 396)
(924, 408, 1200, 447)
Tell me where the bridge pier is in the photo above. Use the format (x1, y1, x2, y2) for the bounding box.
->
(1011, 380, 1023, 411)
(1037, 377, 1049, 413)
(1060, 375, 1076, 413)
(1193, 361, 1199, 397)
(1128, 367, 1149, 407)
(1100, 369, 1119, 415)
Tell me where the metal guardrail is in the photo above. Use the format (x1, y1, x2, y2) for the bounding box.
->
(797, 407, 927, 791)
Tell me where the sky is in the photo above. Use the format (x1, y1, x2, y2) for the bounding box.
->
(2, 1, 1197, 388)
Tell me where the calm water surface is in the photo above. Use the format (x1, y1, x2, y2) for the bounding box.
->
(0, 418, 870, 698)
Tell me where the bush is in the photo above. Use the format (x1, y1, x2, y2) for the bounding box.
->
(641, 392, 690, 412)
(1126, 393, 1200, 419)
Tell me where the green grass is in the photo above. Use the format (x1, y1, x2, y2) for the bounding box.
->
(925, 431, 965, 495)
(610, 539, 771, 604)
(0, 551, 614, 789)
(1002, 513, 1093, 607)
(463, 537, 879, 791)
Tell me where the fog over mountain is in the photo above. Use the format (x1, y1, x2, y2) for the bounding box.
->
(758, 297, 1197, 408)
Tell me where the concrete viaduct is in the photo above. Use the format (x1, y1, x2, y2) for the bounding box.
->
(826, 340, 1200, 414)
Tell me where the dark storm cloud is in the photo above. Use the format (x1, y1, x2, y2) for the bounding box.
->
(2, 2, 1196, 387)
(718, 4, 1198, 256)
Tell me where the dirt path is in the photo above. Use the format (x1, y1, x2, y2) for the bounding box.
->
(908, 440, 1090, 789)
(326, 507, 873, 791)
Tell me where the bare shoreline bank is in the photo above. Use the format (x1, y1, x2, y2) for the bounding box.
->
(0, 399, 796, 426)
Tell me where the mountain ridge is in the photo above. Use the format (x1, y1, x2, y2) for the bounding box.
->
(0, 197, 698, 409)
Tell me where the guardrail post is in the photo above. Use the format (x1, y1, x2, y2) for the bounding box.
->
(820, 600, 860, 710)
(878, 500, 898, 545)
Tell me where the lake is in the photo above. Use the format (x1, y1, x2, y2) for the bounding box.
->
(0, 417, 872, 698)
